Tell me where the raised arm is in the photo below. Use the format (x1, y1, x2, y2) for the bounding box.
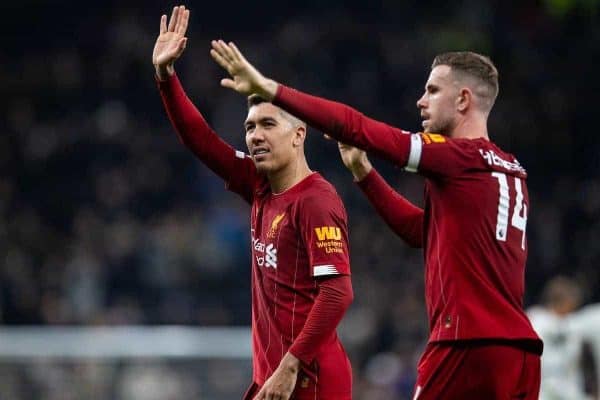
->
(153, 7, 257, 203)
(210, 40, 413, 167)
(338, 143, 424, 248)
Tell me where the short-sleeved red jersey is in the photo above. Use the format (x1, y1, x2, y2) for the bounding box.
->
(273, 86, 542, 349)
(229, 164, 352, 387)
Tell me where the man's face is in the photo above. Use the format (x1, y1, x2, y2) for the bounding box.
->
(244, 103, 299, 174)
(416, 65, 460, 135)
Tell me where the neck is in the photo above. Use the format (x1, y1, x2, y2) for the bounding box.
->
(268, 156, 312, 194)
(449, 112, 489, 140)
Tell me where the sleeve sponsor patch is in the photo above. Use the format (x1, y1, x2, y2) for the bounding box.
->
(314, 226, 344, 254)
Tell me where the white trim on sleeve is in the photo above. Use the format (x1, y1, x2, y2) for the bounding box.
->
(404, 134, 423, 173)
(313, 264, 340, 277)
(235, 150, 246, 159)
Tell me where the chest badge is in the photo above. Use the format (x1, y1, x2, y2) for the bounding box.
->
(267, 212, 286, 239)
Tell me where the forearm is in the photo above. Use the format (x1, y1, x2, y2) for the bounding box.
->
(157, 73, 236, 181)
(288, 275, 353, 365)
(273, 85, 412, 166)
(357, 169, 423, 248)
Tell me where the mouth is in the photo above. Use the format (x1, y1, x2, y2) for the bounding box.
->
(251, 147, 270, 161)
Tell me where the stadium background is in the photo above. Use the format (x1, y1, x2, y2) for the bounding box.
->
(2, 0, 599, 398)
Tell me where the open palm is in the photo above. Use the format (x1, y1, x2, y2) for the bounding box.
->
(152, 6, 190, 72)
(210, 40, 272, 98)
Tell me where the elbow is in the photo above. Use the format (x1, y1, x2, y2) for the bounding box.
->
(343, 281, 354, 310)
(347, 286, 354, 308)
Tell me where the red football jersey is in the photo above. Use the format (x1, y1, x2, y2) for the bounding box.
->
(228, 167, 352, 387)
(273, 86, 542, 347)
(404, 134, 537, 342)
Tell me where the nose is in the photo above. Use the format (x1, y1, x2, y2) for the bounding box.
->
(416, 93, 426, 109)
(248, 128, 265, 144)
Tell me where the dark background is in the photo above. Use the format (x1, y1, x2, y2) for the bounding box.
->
(1, 0, 599, 398)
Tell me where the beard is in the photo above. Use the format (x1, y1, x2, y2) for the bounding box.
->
(424, 115, 455, 136)
(253, 160, 271, 174)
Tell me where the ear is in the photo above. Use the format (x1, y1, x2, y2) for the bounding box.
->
(457, 87, 472, 113)
(293, 125, 306, 147)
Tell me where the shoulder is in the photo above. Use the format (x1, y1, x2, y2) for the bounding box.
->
(301, 174, 342, 201)
(296, 174, 346, 215)
(479, 140, 528, 178)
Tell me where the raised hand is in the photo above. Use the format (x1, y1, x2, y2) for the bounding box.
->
(210, 40, 278, 100)
(152, 5, 190, 80)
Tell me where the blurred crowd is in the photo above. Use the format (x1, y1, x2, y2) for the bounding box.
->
(2, 0, 599, 398)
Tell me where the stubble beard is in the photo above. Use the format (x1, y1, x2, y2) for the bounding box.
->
(425, 116, 454, 136)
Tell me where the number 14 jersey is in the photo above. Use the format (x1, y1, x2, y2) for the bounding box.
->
(409, 134, 540, 345)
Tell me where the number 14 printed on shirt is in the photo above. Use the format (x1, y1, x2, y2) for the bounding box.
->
(491, 172, 527, 250)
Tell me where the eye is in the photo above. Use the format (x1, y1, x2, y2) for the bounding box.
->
(245, 125, 255, 133)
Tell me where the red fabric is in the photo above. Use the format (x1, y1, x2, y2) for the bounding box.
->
(235, 172, 352, 395)
(414, 342, 541, 399)
(157, 73, 258, 203)
(356, 168, 424, 248)
(289, 275, 353, 365)
(274, 86, 542, 347)
(159, 76, 353, 397)
(274, 85, 414, 166)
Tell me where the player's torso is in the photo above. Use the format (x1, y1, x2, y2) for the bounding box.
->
(246, 173, 352, 390)
(422, 141, 538, 342)
(250, 192, 317, 320)
(248, 178, 321, 384)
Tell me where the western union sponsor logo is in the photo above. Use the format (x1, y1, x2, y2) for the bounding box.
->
(316, 240, 343, 248)
(315, 226, 341, 241)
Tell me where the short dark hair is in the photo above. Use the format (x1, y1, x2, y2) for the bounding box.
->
(432, 51, 499, 110)
(247, 94, 268, 109)
(246, 94, 306, 128)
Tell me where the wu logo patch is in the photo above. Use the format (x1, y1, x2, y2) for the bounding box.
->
(314, 226, 341, 241)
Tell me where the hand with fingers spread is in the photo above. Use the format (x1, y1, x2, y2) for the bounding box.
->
(253, 352, 299, 400)
(210, 40, 279, 100)
(152, 5, 190, 80)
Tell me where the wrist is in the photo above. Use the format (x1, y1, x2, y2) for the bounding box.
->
(258, 78, 279, 101)
(155, 64, 175, 81)
(280, 352, 301, 373)
(350, 160, 373, 182)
